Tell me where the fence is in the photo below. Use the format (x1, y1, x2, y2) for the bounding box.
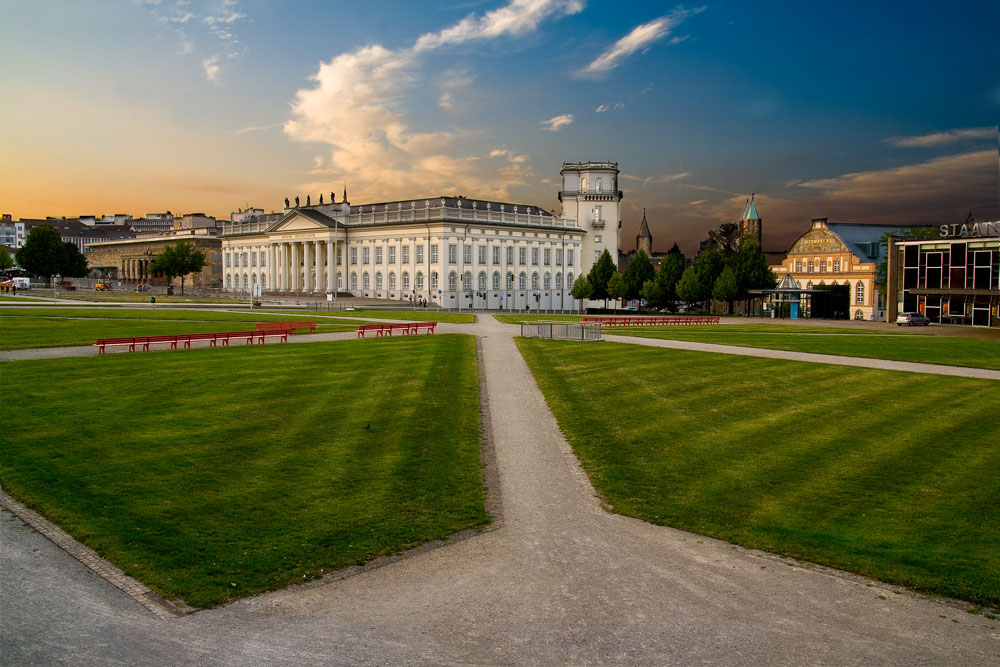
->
(520, 321, 602, 341)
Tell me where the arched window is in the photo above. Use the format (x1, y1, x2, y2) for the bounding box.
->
(402, 272, 409, 290)
(252, 273, 257, 286)
(544, 273, 551, 289)
(363, 272, 370, 291)
(519, 272, 526, 290)
(806, 281, 813, 289)
(261, 274, 266, 288)
(430, 271, 438, 290)
(388, 272, 396, 290)
(478, 271, 487, 290)
(581, 177, 588, 193)
(531, 272, 539, 290)
(415, 271, 424, 289)
(855, 281, 865, 304)
(375, 272, 383, 291)
(226, 275, 231, 289)
(567, 272, 574, 290)
(463, 272, 472, 291)
(448, 271, 457, 291)
(555, 273, 562, 289)
(243, 275, 248, 289)
(595, 177, 603, 193)
(350, 272, 358, 291)
(492, 271, 500, 290)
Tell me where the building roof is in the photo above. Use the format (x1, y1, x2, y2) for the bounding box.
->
(636, 209, 652, 240)
(742, 195, 760, 221)
(777, 273, 800, 289)
(826, 222, 910, 262)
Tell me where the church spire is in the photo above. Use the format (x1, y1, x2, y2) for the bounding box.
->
(636, 208, 652, 255)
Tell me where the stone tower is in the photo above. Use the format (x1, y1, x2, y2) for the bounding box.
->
(740, 193, 762, 247)
(636, 208, 652, 255)
(559, 161, 622, 275)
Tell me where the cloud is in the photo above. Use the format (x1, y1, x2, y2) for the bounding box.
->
(202, 54, 222, 85)
(622, 171, 690, 186)
(437, 68, 476, 112)
(579, 7, 702, 77)
(285, 0, 582, 202)
(235, 123, 281, 135)
(139, 0, 247, 84)
(884, 126, 997, 148)
(595, 103, 624, 112)
(540, 114, 574, 131)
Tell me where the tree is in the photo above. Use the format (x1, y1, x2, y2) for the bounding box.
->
(586, 249, 617, 306)
(0, 246, 13, 272)
(707, 222, 741, 257)
(676, 266, 703, 307)
(61, 242, 89, 277)
(653, 245, 686, 311)
(693, 245, 725, 304)
(149, 242, 206, 295)
(732, 238, 776, 313)
(641, 279, 661, 310)
(16, 224, 80, 284)
(607, 273, 626, 312)
(570, 274, 593, 313)
(622, 249, 655, 302)
(712, 265, 739, 313)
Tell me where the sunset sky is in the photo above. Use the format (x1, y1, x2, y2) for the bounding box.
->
(1, 0, 997, 254)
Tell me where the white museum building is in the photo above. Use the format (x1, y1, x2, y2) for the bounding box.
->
(220, 162, 622, 311)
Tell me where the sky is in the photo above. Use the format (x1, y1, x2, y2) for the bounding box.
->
(1, 0, 998, 255)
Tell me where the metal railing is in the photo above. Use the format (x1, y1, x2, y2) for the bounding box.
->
(520, 321, 602, 341)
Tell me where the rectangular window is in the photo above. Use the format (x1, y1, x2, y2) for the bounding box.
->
(463, 244, 472, 264)
(808, 261, 814, 273)
(833, 260, 840, 272)
(242, 252, 248, 267)
(448, 244, 457, 264)
(493, 246, 500, 264)
(820, 260, 826, 272)
(478, 244, 487, 264)
(260, 251, 266, 267)
(507, 246, 514, 264)
(416, 245, 424, 264)
(556, 249, 562, 266)
(430, 245, 438, 264)
(350, 247, 357, 265)
(519, 247, 526, 265)
(362, 247, 370, 264)
(225, 253, 231, 267)
(375, 247, 383, 264)
(402, 244, 409, 264)
(544, 248, 551, 266)
(795, 260, 802, 273)
(595, 250, 601, 263)
(531, 248, 538, 265)
(336, 246, 342, 266)
(251, 252, 257, 267)
(388, 245, 395, 264)
(567, 249, 574, 266)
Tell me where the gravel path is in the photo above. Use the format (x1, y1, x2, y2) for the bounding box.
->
(2, 315, 997, 665)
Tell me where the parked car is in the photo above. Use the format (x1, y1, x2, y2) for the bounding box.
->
(896, 312, 930, 326)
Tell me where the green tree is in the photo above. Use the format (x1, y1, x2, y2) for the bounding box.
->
(587, 249, 617, 306)
(150, 242, 206, 295)
(655, 245, 686, 310)
(732, 237, 776, 314)
(570, 274, 593, 313)
(676, 266, 702, 307)
(61, 242, 89, 277)
(707, 222, 741, 257)
(641, 278, 661, 310)
(0, 246, 13, 272)
(622, 249, 655, 301)
(607, 273, 626, 312)
(712, 265, 739, 313)
(15, 225, 67, 284)
(693, 245, 725, 304)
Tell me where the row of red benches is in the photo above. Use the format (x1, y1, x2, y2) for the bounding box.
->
(255, 320, 316, 334)
(356, 322, 437, 338)
(582, 316, 721, 326)
(93, 329, 294, 354)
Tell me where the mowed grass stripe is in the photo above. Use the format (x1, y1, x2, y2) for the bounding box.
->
(516, 339, 999, 606)
(1, 335, 487, 608)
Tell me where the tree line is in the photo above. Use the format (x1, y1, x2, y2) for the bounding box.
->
(571, 222, 777, 313)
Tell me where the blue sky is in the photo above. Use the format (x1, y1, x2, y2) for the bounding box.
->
(1, 0, 997, 253)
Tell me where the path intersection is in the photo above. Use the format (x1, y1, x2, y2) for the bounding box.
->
(1, 315, 997, 665)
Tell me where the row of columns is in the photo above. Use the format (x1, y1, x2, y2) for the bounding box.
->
(268, 239, 340, 293)
(121, 258, 151, 282)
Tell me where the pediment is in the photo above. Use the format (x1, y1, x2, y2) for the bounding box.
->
(788, 228, 848, 255)
(267, 210, 335, 233)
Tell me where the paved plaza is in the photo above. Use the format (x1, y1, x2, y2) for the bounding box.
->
(2, 315, 998, 665)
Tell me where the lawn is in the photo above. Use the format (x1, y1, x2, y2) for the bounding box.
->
(612, 324, 1000, 370)
(0, 308, 360, 349)
(286, 309, 476, 324)
(517, 338, 1000, 607)
(1, 335, 488, 608)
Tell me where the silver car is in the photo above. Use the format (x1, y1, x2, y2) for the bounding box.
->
(896, 312, 930, 326)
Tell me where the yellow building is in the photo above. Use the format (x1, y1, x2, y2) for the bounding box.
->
(770, 218, 910, 321)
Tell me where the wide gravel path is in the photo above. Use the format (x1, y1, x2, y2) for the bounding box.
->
(2, 315, 997, 665)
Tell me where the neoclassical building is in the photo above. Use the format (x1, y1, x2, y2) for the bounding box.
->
(220, 162, 622, 310)
(770, 218, 911, 321)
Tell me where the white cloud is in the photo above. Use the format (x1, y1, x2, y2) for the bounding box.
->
(595, 103, 624, 112)
(437, 68, 476, 112)
(202, 54, 222, 85)
(884, 126, 996, 148)
(235, 123, 281, 135)
(139, 0, 247, 84)
(622, 171, 689, 186)
(286, 0, 582, 202)
(579, 7, 702, 77)
(540, 114, 574, 131)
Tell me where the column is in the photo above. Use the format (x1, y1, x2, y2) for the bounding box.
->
(303, 241, 313, 292)
(268, 244, 276, 293)
(327, 239, 335, 291)
(314, 240, 323, 292)
(291, 242, 300, 292)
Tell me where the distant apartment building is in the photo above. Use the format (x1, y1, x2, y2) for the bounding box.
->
(6, 217, 135, 252)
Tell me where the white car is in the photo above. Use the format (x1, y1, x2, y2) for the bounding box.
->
(896, 312, 929, 326)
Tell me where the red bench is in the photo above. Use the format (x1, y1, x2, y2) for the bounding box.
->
(356, 321, 437, 338)
(581, 316, 720, 327)
(93, 329, 293, 354)
(255, 321, 316, 334)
